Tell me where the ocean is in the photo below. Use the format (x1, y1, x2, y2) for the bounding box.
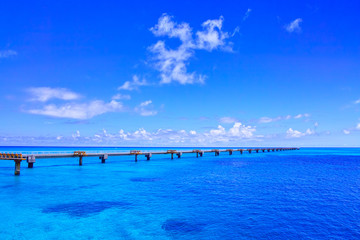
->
(0, 147, 359, 239)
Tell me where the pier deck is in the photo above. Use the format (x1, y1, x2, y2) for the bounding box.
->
(0, 148, 299, 175)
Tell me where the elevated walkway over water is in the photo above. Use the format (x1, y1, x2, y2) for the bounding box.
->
(0, 148, 299, 175)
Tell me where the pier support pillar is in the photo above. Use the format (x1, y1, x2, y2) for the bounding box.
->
(100, 154, 108, 163)
(196, 152, 199, 158)
(176, 152, 182, 158)
(27, 155, 35, 168)
(135, 155, 138, 162)
(14, 160, 21, 176)
(215, 151, 219, 156)
(240, 150, 243, 155)
(145, 153, 152, 161)
(199, 151, 204, 157)
(171, 153, 174, 160)
(229, 151, 232, 155)
(79, 156, 83, 166)
(248, 150, 252, 154)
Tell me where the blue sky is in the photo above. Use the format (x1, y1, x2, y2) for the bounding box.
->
(0, 0, 359, 147)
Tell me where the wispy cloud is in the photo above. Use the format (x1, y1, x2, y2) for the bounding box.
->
(286, 128, 314, 138)
(135, 100, 158, 116)
(293, 113, 310, 119)
(285, 18, 303, 33)
(258, 113, 309, 123)
(242, 8, 252, 21)
(27, 87, 81, 102)
(354, 99, 360, 104)
(149, 13, 233, 85)
(118, 75, 148, 91)
(343, 129, 350, 135)
(0, 50, 17, 58)
(219, 116, 238, 124)
(112, 93, 131, 100)
(27, 100, 124, 119)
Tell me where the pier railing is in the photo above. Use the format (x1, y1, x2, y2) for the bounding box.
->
(0, 148, 300, 175)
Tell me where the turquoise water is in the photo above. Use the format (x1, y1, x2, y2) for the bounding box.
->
(0, 147, 359, 239)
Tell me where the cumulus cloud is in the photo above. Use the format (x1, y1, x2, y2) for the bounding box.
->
(219, 117, 238, 124)
(135, 100, 158, 116)
(118, 75, 148, 91)
(72, 130, 80, 139)
(27, 87, 81, 102)
(89, 122, 257, 144)
(0, 50, 17, 58)
(149, 13, 233, 85)
(28, 100, 124, 119)
(285, 18, 303, 33)
(286, 128, 314, 138)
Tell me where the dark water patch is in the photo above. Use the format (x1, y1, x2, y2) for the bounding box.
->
(162, 218, 205, 234)
(42, 201, 131, 217)
(130, 177, 161, 182)
(1, 184, 16, 189)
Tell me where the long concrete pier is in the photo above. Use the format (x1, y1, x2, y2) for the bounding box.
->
(0, 148, 299, 175)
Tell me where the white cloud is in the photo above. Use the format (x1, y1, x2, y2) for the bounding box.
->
(28, 100, 124, 119)
(242, 8, 252, 21)
(219, 117, 238, 124)
(285, 18, 303, 33)
(0, 50, 17, 58)
(195, 16, 231, 51)
(314, 122, 319, 127)
(72, 130, 80, 139)
(118, 75, 148, 91)
(355, 99, 360, 104)
(92, 122, 257, 144)
(135, 100, 158, 116)
(286, 128, 314, 138)
(149, 13, 233, 85)
(259, 113, 310, 123)
(294, 113, 310, 119)
(259, 116, 281, 123)
(356, 123, 360, 130)
(27, 87, 81, 102)
(112, 93, 131, 100)
(343, 130, 350, 135)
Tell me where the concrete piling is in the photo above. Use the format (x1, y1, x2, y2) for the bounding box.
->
(27, 155, 35, 168)
(100, 154, 108, 163)
(145, 153, 152, 160)
(14, 160, 21, 176)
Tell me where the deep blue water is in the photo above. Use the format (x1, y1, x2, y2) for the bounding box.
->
(0, 147, 359, 239)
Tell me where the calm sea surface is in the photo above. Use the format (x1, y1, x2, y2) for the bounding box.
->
(0, 147, 359, 239)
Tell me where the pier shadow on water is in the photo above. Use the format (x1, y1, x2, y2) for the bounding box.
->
(130, 177, 161, 182)
(42, 201, 132, 217)
(162, 218, 205, 235)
